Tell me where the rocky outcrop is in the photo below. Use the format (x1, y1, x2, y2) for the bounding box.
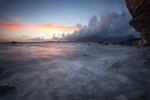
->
(0, 84, 16, 94)
(125, 0, 150, 46)
(116, 38, 141, 46)
(12, 41, 17, 44)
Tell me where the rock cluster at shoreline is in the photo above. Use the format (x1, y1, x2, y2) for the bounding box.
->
(114, 38, 141, 46)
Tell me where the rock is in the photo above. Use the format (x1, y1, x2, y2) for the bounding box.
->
(112, 42, 118, 45)
(87, 43, 90, 45)
(11, 41, 17, 44)
(118, 42, 125, 45)
(103, 43, 109, 45)
(125, 0, 150, 46)
(0, 84, 16, 94)
(117, 38, 141, 46)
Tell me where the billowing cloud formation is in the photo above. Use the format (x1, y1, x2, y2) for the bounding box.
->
(61, 11, 139, 42)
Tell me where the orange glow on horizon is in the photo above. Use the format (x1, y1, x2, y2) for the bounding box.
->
(38, 24, 79, 32)
(0, 24, 24, 29)
(0, 23, 79, 33)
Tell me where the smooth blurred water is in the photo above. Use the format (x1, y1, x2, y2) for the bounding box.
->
(0, 43, 149, 100)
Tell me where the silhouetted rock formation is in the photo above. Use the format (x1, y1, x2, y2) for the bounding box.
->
(12, 41, 17, 44)
(0, 84, 16, 94)
(125, 0, 150, 46)
(120, 38, 141, 46)
(103, 43, 109, 45)
(112, 38, 141, 46)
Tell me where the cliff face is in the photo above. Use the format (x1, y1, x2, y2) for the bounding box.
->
(125, 0, 150, 46)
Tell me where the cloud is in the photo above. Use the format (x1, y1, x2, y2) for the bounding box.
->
(0, 23, 79, 33)
(59, 11, 139, 42)
(0, 16, 22, 23)
(0, 18, 7, 23)
(0, 24, 24, 29)
(22, 36, 29, 38)
(30, 37, 45, 42)
(52, 34, 59, 40)
(38, 24, 79, 33)
(12, 17, 22, 21)
(8, 16, 22, 21)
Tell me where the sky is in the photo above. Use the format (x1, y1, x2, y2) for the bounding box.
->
(0, 0, 139, 42)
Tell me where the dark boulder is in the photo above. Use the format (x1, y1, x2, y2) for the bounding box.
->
(103, 43, 109, 45)
(112, 42, 118, 45)
(117, 38, 141, 46)
(11, 41, 17, 44)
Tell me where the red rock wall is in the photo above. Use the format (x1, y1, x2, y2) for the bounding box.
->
(125, 0, 150, 45)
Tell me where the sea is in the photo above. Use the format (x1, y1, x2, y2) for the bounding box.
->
(0, 42, 150, 100)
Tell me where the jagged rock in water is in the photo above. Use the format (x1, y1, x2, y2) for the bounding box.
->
(103, 43, 109, 45)
(125, 0, 150, 46)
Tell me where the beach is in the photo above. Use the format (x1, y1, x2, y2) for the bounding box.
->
(0, 43, 149, 100)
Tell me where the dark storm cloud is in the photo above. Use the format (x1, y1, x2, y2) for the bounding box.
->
(60, 11, 139, 42)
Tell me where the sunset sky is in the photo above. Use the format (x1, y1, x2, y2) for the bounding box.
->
(0, 0, 139, 42)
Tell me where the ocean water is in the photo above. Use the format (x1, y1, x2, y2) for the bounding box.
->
(0, 43, 150, 100)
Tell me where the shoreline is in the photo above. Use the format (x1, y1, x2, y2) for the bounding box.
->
(0, 44, 149, 100)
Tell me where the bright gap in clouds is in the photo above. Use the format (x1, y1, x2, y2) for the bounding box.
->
(0, 23, 79, 42)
